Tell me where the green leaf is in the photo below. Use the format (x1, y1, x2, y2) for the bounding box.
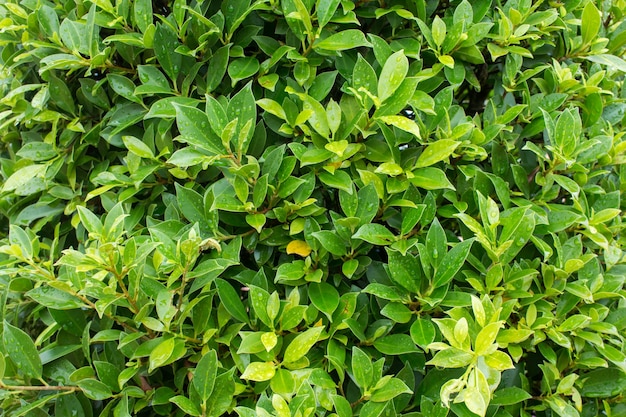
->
(378, 115, 421, 139)
(554, 109, 577, 156)
(351, 347, 373, 390)
(581, 1, 601, 46)
(240, 362, 276, 381)
(353, 224, 396, 245)
(228, 57, 260, 86)
(584, 54, 626, 73)
(193, 350, 218, 402)
(491, 387, 532, 405)
(301, 94, 330, 138)
(37, 5, 60, 37)
(410, 318, 436, 348)
(474, 322, 502, 354)
(410, 167, 454, 190)
(353, 54, 378, 97)
(415, 140, 461, 168)
(133, 0, 152, 33)
(149, 337, 176, 372)
(170, 395, 202, 416)
(318, 170, 353, 194)
(205, 371, 235, 416)
(206, 44, 231, 92)
(2, 321, 42, 379)
(122, 136, 154, 159)
(16, 142, 57, 162)
(432, 16, 447, 48)
(308, 282, 340, 318)
(499, 208, 535, 264)
(257, 98, 287, 120)
(380, 302, 413, 323)
(245, 214, 266, 233)
(314, 29, 372, 51)
(175, 184, 210, 234)
(359, 401, 388, 417)
(283, 326, 324, 363)
(137, 65, 170, 89)
(580, 368, 626, 397)
(76, 205, 104, 236)
(55, 394, 85, 417)
(276, 261, 306, 282)
(107, 74, 142, 104)
(174, 104, 225, 155)
(312, 230, 347, 256)
(378, 50, 408, 101)
(317, 0, 341, 28)
(432, 239, 474, 288)
(154, 23, 181, 82)
(25, 286, 86, 310)
(373, 334, 419, 355)
(426, 348, 473, 368)
(76, 379, 113, 401)
(386, 249, 421, 293)
(370, 378, 413, 402)
(2, 164, 47, 194)
(215, 278, 250, 324)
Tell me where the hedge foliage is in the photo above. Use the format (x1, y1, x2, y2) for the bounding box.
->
(1, 0, 626, 416)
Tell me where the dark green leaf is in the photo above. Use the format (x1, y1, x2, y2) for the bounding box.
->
(308, 282, 340, 317)
(2, 321, 42, 379)
(215, 278, 250, 324)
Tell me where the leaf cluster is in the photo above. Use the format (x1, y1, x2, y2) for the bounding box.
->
(0, 0, 625, 416)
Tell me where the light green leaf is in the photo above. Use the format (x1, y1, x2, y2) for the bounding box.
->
(283, 326, 324, 363)
(581, 1, 601, 46)
(170, 395, 202, 416)
(474, 322, 502, 355)
(585, 54, 626, 73)
(351, 347, 373, 390)
(426, 348, 473, 368)
(314, 29, 372, 51)
(410, 167, 454, 190)
(149, 337, 176, 372)
(415, 140, 461, 168)
(317, 0, 341, 28)
(122, 136, 154, 159)
(353, 224, 396, 245)
(432, 16, 446, 47)
(2, 164, 47, 193)
(240, 362, 276, 381)
(370, 378, 413, 402)
(378, 50, 408, 101)
(378, 115, 421, 139)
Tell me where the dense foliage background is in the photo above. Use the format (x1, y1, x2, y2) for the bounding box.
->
(1, 0, 625, 416)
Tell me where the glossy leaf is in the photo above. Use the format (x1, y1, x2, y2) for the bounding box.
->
(2, 321, 42, 379)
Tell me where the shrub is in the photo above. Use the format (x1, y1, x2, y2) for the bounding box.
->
(1, 0, 625, 416)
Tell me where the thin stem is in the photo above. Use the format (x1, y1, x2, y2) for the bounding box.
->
(0, 383, 80, 392)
